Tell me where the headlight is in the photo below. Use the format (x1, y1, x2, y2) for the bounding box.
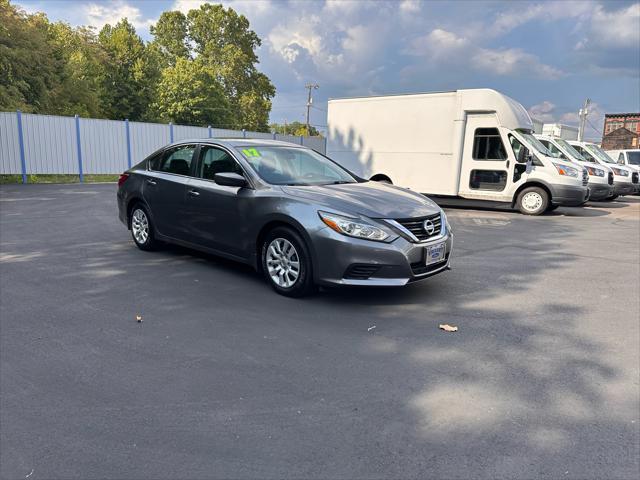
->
(586, 166, 605, 177)
(612, 168, 629, 176)
(552, 162, 579, 177)
(318, 211, 389, 241)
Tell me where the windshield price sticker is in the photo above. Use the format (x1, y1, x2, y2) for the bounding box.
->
(242, 148, 261, 157)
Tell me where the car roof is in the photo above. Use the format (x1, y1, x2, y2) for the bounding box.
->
(164, 138, 305, 149)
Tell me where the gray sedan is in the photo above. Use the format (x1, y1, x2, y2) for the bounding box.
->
(117, 139, 452, 296)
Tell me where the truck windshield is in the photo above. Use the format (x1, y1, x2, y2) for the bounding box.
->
(585, 144, 615, 164)
(519, 132, 554, 157)
(238, 146, 357, 186)
(627, 152, 640, 165)
(555, 138, 586, 161)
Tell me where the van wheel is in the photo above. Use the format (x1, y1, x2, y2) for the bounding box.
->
(261, 227, 316, 297)
(517, 187, 549, 215)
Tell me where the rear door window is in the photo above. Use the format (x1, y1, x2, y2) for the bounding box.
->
(151, 145, 196, 176)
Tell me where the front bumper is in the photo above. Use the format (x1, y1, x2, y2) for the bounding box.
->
(311, 227, 453, 287)
(613, 181, 636, 196)
(550, 184, 589, 207)
(588, 182, 615, 201)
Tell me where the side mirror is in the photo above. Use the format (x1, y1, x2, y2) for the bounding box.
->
(516, 147, 531, 164)
(214, 172, 247, 188)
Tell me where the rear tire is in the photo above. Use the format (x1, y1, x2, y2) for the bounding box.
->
(130, 204, 157, 251)
(261, 227, 315, 297)
(516, 187, 549, 215)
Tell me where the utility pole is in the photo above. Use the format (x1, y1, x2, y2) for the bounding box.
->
(578, 98, 591, 141)
(305, 83, 319, 136)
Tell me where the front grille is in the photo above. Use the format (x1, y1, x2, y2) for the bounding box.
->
(608, 172, 614, 185)
(632, 172, 639, 184)
(582, 169, 589, 186)
(411, 253, 450, 276)
(343, 264, 380, 280)
(395, 213, 442, 242)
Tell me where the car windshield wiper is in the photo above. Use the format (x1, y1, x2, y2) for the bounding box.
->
(328, 180, 355, 185)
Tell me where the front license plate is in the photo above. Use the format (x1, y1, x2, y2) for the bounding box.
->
(426, 242, 446, 265)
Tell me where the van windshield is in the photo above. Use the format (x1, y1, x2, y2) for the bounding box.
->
(585, 144, 615, 164)
(627, 152, 640, 165)
(520, 132, 554, 157)
(555, 138, 586, 161)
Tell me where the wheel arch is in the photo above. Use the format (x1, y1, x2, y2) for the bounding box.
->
(511, 181, 553, 207)
(370, 173, 392, 184)
(126, 196, 152, 229)
(254, 217, 317, 274)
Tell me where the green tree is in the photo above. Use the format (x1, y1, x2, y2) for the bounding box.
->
(186, 3, 275, 131)
(149, 11, 189, 68)
(152, 57, 231, 126)
(0, 1, 59, 111)
(98, 19, 158, 120)
(270, 121, 320, 137)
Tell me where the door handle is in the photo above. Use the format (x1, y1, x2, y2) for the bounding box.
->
(188, 189, 200, 197)
(146, 179, 157, 186)
(506, 160, 510, 169)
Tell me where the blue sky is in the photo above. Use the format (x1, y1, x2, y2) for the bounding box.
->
(16, 0, 640, 140)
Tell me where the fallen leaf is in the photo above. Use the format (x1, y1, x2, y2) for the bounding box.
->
(136, 315, 143, 323)
(367, 325, 376, 332)
(439, 324, 458, 332)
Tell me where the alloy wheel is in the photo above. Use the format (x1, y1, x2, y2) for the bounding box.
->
(266, 238, 300, 288)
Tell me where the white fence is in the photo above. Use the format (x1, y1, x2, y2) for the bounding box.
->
(0, 111, 326, 181)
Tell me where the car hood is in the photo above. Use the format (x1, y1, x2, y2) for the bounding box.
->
(282, 181, 441, 219)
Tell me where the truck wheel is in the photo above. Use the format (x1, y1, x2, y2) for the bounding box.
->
(517, 187, 549, 215)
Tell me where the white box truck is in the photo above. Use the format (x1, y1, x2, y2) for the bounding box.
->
(326, 89, 589, 215)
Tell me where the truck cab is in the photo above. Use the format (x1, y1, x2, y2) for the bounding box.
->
(535, 134, 614, 200)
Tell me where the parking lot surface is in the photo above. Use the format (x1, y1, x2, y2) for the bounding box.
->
(1, 183, 639, 479)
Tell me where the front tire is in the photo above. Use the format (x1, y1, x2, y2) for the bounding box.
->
(517, 187, 549, 215)
(130, 204, 157, 251)
(261, 227, 315, 297)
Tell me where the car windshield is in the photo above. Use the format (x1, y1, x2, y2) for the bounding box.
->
(520, 132, 554, 157)
(238, 146, 357, 186)
(585, 144, 615, 164)
(556, 138, 587, 161)
(626, 151, 640, 165)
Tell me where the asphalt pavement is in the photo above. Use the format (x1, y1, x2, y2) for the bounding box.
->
(1, 183, 639, 479)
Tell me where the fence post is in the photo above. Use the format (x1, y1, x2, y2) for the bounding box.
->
(242, 129, 246, 138)
(169, 122, 174, 143)
(208, 125, 212, 138)
(299, 135, 304, 145)
(16, 110, 27, 184)
(125, 119, 132, 169)
(74, 114, 84, 183)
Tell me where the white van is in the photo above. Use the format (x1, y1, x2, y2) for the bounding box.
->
(327, 89, 589, 215)
(606, 149, 640, 175)
(569, 142, 639, 197)
(535, 134, 614, 200)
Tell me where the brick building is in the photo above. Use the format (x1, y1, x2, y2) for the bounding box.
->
(601, 113, 639, 149)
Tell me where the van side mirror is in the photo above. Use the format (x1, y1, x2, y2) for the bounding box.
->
(214, 172, 247, 187)
(516, 147, 531, 164)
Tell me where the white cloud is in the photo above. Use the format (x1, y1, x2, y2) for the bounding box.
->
(528, 101, 557, 123)
(399, 0, 421, 14)
(577, 2, 640, 49)
(409, 29, 564, 79)
(83, 0, 153, 30)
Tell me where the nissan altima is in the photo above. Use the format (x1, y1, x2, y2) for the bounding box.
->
(117, 139, 453, 297)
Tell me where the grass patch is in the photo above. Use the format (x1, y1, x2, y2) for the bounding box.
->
(0, 174, 119, 184)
